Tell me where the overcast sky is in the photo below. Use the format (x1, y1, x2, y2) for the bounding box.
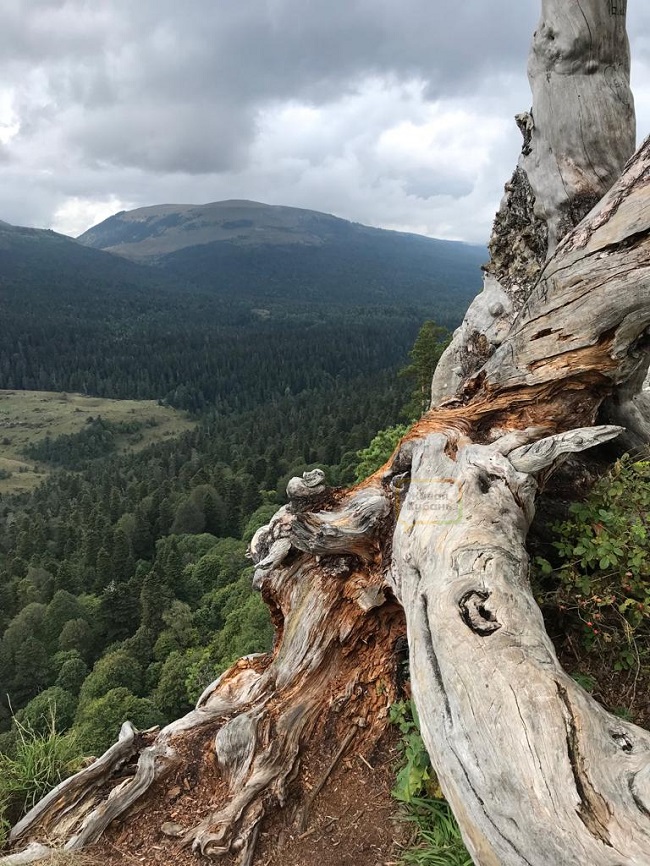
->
(1, 1, 649, 244)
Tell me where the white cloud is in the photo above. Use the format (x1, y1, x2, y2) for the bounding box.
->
(51, 195, 135, 238)
(0, 90, 19, 146)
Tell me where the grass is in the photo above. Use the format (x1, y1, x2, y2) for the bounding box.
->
(399, 798, 473, 866)
(0, 709, 83, 846)
(0, 389, 194, 494)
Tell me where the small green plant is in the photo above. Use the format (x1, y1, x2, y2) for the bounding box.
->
(0, 816, 10, 851)
(354, 424, 409, 483)
(400, 798, 474, 866)
(0, 704, 83, 845)
(612, 706, 634, 722)
(533, 456, 650, 669)
(389, 699, 433, 803)
(390, 700, 472, 866)
(570, 672, 597, 693)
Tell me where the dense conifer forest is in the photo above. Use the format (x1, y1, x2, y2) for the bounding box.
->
(0, 217, 478, 760)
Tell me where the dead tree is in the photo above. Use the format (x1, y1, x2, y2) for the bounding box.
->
(4, 2, 650, 865)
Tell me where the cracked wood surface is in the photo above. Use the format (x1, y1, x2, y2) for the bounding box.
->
(475, 140, 650, 396)
(3, 4, 650, 865)
(391, 429, 650, 866)
(4, 478, 405, 864)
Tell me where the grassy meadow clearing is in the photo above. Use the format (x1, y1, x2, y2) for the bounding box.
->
(0, 390, 194, 494)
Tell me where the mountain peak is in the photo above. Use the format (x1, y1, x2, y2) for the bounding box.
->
(77, 200, 356, 260)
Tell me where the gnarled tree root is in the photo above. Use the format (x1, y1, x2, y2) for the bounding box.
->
(4, 478, 406, 864)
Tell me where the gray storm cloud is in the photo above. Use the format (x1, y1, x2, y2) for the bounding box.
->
(0, 0, 647, 241)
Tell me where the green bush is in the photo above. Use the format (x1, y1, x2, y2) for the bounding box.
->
(390, 700, 471, 866)
(534, 456, 650, 668)
(18, 687, 77, 735)
(354, 424, 409, 483)
(74, 687, 165, 754)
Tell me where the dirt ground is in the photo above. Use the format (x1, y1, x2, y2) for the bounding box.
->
(83, 728, 410, 866)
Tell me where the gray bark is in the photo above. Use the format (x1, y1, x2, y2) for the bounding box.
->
(3, 4, 650, 866)
(432, 0, 635, 405)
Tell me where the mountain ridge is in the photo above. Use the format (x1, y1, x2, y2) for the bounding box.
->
(76, 199, 485, 308)
(77, 198, 484, 261)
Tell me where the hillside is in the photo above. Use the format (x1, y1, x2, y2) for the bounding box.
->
(0, 208, 471, 763)
(0, 220, 187, 297)
(0, 214, 481, 412)
(0, 209, 481, 860)
(77, 200, 486, 307)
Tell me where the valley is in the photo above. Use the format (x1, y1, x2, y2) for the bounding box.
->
(0, 202, 480, 856)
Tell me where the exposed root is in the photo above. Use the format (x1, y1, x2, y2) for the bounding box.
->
(6, 474, 406, 864)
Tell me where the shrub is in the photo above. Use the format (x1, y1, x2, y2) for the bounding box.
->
(74, 688, 164, 754)
(534, 456, 650, 668)
(390, 700, 471, 866)
(354, 424, 409, 483)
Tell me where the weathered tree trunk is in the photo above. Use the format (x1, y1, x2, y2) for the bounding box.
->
(390, 144, 650, 864)
(431, 0, 635, 405)
(4, 3, 650, 866)
(5, 479, 406, 862)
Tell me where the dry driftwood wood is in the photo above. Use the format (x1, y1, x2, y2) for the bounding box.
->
(391, 427, 650, 866)
(4, 3, 650, 865)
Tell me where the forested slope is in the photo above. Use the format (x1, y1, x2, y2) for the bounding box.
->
(0, 213, 480, 770)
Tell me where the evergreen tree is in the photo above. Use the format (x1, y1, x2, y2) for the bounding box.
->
(12, 636, 50, 704)
(398, 319, 449, 417)
(140, 570, 175, 633)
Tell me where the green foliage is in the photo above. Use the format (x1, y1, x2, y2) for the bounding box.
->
(22, 418, 147, 470)
(153, 601, 198, 660)
(354, 424, 409, 483)
(0, 216, 477, 760)
(154, 650, 200, 718)
(0, 706, 82, 843)
(78, 650, 143, 705)
(399, 320, 450, 418)
(242, 504, 279, 544)
(171, 496, 205, 535)
(187, 578, 273, 701)
(612, 705, 634, 722)
(190, 538, 247, 592)
(399, 799, 474, 866)
(74, 688, 165, 755)
(570, 672, 597, 693)
(390, 700, 471, 866)
(389, 700, 432, 803)
(55, 656, 89, 695)
(18, 688, 77, 735)
(534, 457, 650, 667)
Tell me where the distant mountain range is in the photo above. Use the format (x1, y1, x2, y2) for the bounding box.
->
(0, 203, 484, 410)
(77, 200, 486, 308)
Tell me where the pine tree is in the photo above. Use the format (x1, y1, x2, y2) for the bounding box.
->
(398, 319, 449, 417)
